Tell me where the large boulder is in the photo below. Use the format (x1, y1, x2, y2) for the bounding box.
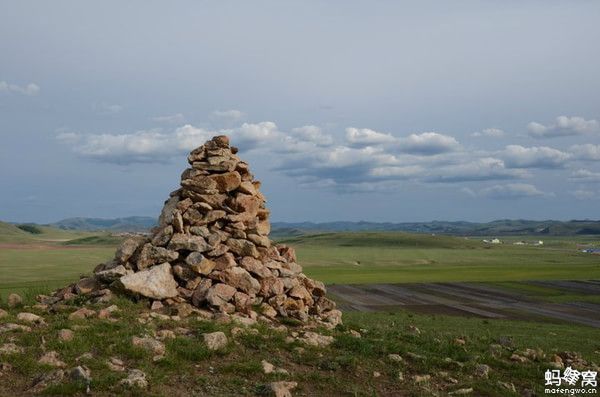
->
(118, 263, 178, 300)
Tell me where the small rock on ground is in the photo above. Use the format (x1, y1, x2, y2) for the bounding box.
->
(203, 331, 228, 351)
(267, 381, 298, 397)
(119, 369, 148, 388)
(38, 351, 66, 368)
(7, 293, 22, 308)
(58, 329, 74, 341)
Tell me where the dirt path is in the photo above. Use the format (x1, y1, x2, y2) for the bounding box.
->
(329, 280, 600, 328)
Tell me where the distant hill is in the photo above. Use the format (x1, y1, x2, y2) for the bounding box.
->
(51, 216, 157, 232)
(271, 219, 600, 236)
(7, 217, 600, 236)
(0, 221, 94, 243)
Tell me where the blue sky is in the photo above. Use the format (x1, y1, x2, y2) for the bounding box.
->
(1, 1, 599, 223)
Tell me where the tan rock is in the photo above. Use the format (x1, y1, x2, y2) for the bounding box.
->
(240, 256, 273, 278)
(300, 332, 334, 347)
(226, 238, 259, 258)
(267, 381, 298, 397)
(115, 238, 144, 263)
(132, 336, 165, 356)
(17, 312, 45, 324)
(74, 277, 100, 294)
(119, 369, 148, 388)
(0, 343, 24, 354)
(186, 252, 216, 275)
(98, 305, 119, 319)
(7, 293, 22, 308)
(134, 244, 179, 269)
(208, 171, 241, 192)
(118, 263, 179, 300)
(0, 309, 7, 318)
(219, 267, 261, 295)
(38, 351, 66, 368)
(58, 329, 74, 341)
(107, 357, 126, 372)
(206, 283, 236, 307)
(203, 331, 228, 350)
(151, 225, 173, 246)
(0, 323, 32, 333)
(68, 307, 96, 320)
(191, 279, 213, 307)
(167, 234, 211, 252)
(213, 252, 237, 270)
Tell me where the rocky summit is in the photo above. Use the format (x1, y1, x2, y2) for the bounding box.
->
(45, 135, 341, 328)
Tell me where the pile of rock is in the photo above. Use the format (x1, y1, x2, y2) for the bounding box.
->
(46, 136, 341, 328)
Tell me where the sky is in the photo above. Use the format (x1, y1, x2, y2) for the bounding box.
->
(1, 1, 599, 224)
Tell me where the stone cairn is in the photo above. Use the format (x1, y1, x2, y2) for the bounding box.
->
(46, 136, 341, 328)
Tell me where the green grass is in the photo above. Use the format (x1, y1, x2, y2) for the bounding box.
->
(0, 246, 114, 300)
(62, 235, 124, 246)
(287, 233, 600, 284)
(1, 300, 598, 396)
(1, 232, 599, 300)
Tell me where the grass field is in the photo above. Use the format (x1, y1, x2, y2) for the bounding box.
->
(1, 297, 598, 396)
(285, 232, 600, 284)
(1, 228, 599, 395)
(1, 229, 599, 299)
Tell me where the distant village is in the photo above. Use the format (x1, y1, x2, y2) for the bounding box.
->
(482, 238, 544, 246)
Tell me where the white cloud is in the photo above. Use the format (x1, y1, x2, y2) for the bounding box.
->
(152, 113, 186, 124)
(570, 189, 596, 200)
(211, 109, 246, 123)
(291, 125, 333, 146)
(479, 183, 550, 199)
(472, 128, 505, 138)
(570, 144, 600, 161)
(502, 145, 570, 169)
(57, 120, 538, 193)
(527, 116, 599, 138)
(224, 121, 281, 150)
(397, 132, 460, 155)
(426, 157, 527, 182)
(0, 81, 40, 96)
(58, 126, 213, 164)
(345, 127, 396, 146)
(569, 169, 600, 182)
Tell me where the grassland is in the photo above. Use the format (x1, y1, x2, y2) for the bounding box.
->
(1, 297, 598, 396)
(284, 232, 600, 284)
(1, 229, 599, 299)
(1, 228, 599, 395)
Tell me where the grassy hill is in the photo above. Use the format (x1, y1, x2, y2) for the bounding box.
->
(272, 219, 600, 236)
(0, 221, 95, 244)
(51, 216, 157, 232)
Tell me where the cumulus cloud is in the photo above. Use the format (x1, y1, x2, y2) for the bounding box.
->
(58, 119, 536, 193)
(291, 125, 334, 146)
(397, 132, 460, 155)
(152, 113, 186, 124)
(471, 128, 505, 138)
(0, 81, 40, 95)
(527, 116, 599, 138)
(426, 157, 526, 183)
(569, 169, 600, 182)
(478, 183, 550, 199)
(345, 127, 395, 146)
(570, 144, 600, 161)
(502, 145, 570, 169)
(211, 109, 246, 123)
(58, 125, 213, 164)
